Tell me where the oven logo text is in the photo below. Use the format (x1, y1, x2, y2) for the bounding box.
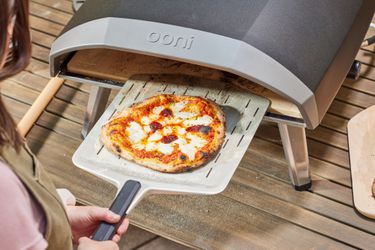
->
(147, 32, 194, 50)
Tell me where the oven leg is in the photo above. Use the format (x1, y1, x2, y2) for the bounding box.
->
(81, 86, 111, 138)
(278, 124, 311, 191)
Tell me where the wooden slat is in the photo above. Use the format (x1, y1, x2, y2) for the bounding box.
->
(10, 71, 89, 107)
(31, 29, 55, 48)
(306, 126, 348, 151)
(232, 168, 374, 234)
(131, 192, 353, 250)
(246, 135, 352, 187)
(328, 99, 363, 120)
(257, 123, 351, 170)
(30, 2, 72, 25)
(337, 86, 375, 109)
(2, 79, 85, 123)
(32, 0, 74, 14)
(2, 95, 82, 140)
(320, 113, 348, 134)
(30, 15, 64, 36)
(360, 63, 375, 81)
(224, 181, 375, 249)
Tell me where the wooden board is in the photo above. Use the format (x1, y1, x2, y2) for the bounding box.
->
(348, 105, 375, 219)
(67, 49, 303, 119)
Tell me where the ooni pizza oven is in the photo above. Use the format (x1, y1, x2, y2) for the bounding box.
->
(49, 0, 375, 190)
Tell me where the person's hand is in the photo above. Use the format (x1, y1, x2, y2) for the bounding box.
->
(66, 205, 129, 244)
(77, 237, 119, 250)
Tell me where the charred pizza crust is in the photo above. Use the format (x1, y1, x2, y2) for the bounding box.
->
(100, 94, 225, 173)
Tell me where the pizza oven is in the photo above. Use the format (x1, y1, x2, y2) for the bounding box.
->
(49, 0, 375, 190)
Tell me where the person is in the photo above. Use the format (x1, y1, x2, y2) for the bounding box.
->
(0, 0, 129, 249)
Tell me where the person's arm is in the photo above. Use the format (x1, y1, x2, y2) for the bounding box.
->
(56, 188, 129, 246)
(66, 205, 129, 244)
(0, 163, 48, 250)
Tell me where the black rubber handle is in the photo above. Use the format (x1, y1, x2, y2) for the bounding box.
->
(92, 180, 141, 241)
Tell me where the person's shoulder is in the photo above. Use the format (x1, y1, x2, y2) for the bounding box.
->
(0, 161, 29, 198)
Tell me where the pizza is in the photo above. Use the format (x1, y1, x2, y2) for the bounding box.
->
(100, 94, 225, 173)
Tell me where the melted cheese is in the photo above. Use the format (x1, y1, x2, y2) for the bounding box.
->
(126, 121, 146, 143)
(141, 116, 151, 125)
(157, 143, 174, 155)
(143, 125, 151, 133)
(148, 131, 162, 141)
(171, 101, 186, 114)
(129, 100, 212, 159)
(177, 127, 186, 135)
(145, 141, 174, 155)
(162, 126, 173, 135)
(152, 106, 164, 115)
(180, 144, 197, 161)
(183, 115, 213, 127)
(133, 144, 145, 150)
(146, 142, 157, 151)
(175, 112, 196, 119)
(187, 133, 207, 148)
(170, 134, 208, 160)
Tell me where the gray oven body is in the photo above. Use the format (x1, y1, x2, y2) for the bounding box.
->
(50, 0, 374, 129)
(50, 0, 374, 190)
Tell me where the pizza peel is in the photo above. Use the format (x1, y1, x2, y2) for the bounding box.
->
(73, 74, 269, 240)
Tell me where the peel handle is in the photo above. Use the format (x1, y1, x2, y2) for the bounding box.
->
(92, 180, 141, 241)
(17, 77, 64, 137)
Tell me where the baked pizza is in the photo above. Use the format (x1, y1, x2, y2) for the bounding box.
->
(100, 94, 225, 173)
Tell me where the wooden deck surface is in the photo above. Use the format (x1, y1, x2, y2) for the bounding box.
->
(3, 1, 375, 249)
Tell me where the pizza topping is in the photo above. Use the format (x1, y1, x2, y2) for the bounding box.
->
(179, 144, 196, 161)
(146, 142, 156, 151)
(183, 115, 213, 127)
(143, 125, 152, 133)
(175, 112, 196, 119)
(201, 152, 209, 158)
(153, 106, 164, 115)
(114, 144, 121, 153)
(126, 121, 146, 143)
(102, 94, 225, 172)
(148, 131, 163, 141)
(187, 133, 207, 148)
(176, 134, 208, 160)
(162, 126, 173, 135)
(177, 127, 186, 135)
(157, 143, 174, 155)
(200, 126, 211, 134)
(110, 130, 118, 135)
(186, 125, 211, 134)
(171, 101, 187, 113)
(162, 135, 178, 144)
(160, 108, 173, 117)
(133, 144, 145, 150)
(141, 117, 151, 125)
(150, 121, 163, 132)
